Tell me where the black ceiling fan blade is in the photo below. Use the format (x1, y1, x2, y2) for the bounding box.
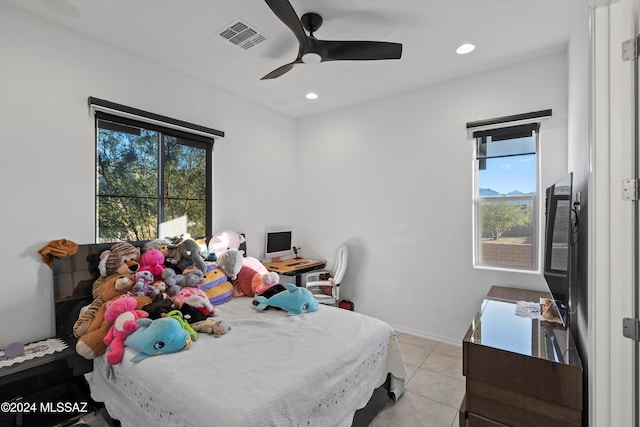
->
(316, 40, 403, 61)
(261, 3, 402, 80)
(264, 0, 307, 47)
(260, 60, 301, 80)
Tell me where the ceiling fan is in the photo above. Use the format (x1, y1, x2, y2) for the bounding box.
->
(261, 0, 403, 80)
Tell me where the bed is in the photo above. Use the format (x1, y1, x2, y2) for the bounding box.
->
(52, 242, 406, 426)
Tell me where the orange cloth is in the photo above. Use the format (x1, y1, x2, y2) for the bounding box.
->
(38, 239, 79, 268)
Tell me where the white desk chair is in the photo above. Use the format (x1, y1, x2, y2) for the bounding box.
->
(304, 244, 348, 306)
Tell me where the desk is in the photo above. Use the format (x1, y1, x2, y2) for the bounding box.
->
(264, 258, 326, 286)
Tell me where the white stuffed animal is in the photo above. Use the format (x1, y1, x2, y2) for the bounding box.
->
(216, 249, 244, 280)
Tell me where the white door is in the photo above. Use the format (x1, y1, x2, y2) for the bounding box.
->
(592, 1, 639, 427)
(635, 21, 640, 427)
(629, 8, 640, 427)
(635, 9, 640, 426)
(629, 28, 640, 427)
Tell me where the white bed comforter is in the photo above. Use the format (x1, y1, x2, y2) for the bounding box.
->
(86, 298, 406, 427)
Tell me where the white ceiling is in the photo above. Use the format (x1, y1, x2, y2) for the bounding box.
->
(6, 0, 590, 118)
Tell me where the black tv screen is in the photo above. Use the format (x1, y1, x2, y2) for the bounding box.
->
(543, 172, 573, 327)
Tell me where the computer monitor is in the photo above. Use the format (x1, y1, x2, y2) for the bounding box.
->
(265, 229, 293, 260)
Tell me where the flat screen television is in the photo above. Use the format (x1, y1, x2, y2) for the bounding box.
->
(265, 229, 293, 260)
(543, 172, 573, 327)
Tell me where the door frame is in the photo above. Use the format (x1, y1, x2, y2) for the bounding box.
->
(591, 1, 638, 426)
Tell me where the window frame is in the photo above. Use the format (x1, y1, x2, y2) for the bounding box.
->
(92, 99, 221, 243)
(468, 110, 551, 272)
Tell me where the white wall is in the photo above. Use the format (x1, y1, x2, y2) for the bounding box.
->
(0, 4, 297, 349)
(296, 53, 570, 344)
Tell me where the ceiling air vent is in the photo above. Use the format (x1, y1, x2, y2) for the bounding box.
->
(219, 19, 267, 50)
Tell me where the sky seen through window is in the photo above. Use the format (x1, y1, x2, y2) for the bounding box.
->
(479, 154, 536, 195)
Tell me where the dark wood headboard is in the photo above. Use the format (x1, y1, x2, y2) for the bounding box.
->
(52, 241, 148, 339)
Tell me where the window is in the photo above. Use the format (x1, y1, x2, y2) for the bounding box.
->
(92, 99, 222, 243)
(468, 110, 551, 270)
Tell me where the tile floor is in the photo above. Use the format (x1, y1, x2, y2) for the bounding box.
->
(371, 333, 465, 427)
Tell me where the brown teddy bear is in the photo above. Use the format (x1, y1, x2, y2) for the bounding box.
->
(192, 318, 231, 337)
(73, 242, 141, 338)
(75, 274, 152, 359)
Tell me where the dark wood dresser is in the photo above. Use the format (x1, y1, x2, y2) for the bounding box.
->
(460, 286, 583, 426)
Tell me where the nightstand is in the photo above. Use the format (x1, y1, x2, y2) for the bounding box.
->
(0, 337, 95, 427)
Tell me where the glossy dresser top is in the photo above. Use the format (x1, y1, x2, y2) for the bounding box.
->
(466, 286, 582, 368)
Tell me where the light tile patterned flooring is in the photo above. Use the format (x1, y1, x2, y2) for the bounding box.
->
(371, 333, 465, 427)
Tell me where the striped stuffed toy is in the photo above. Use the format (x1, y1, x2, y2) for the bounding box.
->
(183, 261, 233, 305)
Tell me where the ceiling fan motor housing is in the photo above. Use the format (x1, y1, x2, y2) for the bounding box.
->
(301, 12, 323, 35)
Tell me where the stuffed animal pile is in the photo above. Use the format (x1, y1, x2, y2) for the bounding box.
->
(71, 231, 315, 363)
(70, 235, 231, 362)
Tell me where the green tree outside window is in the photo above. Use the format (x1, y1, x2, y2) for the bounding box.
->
(96, 117, 210, 243)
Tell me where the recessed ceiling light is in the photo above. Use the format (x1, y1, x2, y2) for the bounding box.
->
(456, 43, 475, 55)
(305, 92, 319, 100)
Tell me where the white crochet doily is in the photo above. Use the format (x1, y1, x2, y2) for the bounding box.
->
(0, 338, 69, 368)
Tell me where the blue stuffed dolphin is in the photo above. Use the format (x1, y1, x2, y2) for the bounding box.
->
(254, 283, 319, 315)
(124, 317, 191, 362)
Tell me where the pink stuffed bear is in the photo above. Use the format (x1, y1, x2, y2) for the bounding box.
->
(139, 249, 166, 281)
(103, 295, 149, 365)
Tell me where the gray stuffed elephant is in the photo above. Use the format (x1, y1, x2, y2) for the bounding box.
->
(166, 239, 206, 272)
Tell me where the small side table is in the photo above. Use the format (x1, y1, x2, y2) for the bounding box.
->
(0, 337, 95, 427)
